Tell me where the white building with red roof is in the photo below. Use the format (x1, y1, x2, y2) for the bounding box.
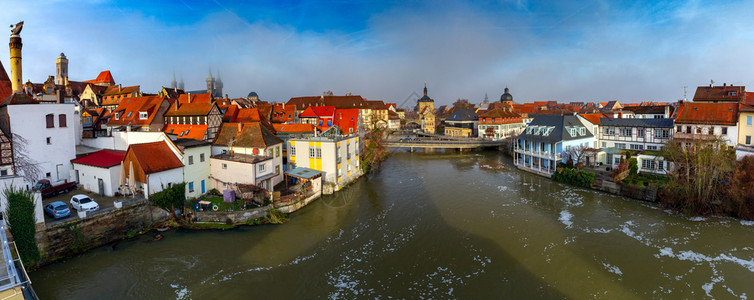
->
(71, 149, 126, 197)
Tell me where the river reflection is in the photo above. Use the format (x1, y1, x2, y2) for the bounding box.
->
(31, 151, 754, 299)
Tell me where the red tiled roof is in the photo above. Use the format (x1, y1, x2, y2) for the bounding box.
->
(109, 96, 165, 126)
(214, 122, 283, 148)
(0, 61, 12, 102)
(71, 150, 126, 168)
(271, 104, 295, 123)
(335, 108, 359, 133)
(84, 70, 115, 85)
(693, 85, 746, 102)
(164, 124, 208, 140)
(287, 95, 369, 110)
(235, 108, 276, 133)
(177, 93, 212, 104)
(579, 113, 610, 125)
(675, 102, 739, 125)
(128, 141, 183, 174)
(219, 105, 239, 122)
(165, 101, 215, 117)
(1, 93, 38, 106)
(300, 106, 335, 118)
(273, 123, 316, 134)
(103, 85, 139, 96)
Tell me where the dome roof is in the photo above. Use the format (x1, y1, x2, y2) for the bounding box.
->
(247, 91, 259, 98)
(418, 95, 433, 102)
(500, 87, 513, 103)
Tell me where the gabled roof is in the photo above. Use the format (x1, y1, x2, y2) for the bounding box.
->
(299, 106, 335, 118)
(273, 123, 316, 134)
(0, 61, 12, 101)
(367, 100, 387, 110)
(164, 124, 208, 141)
(127, 141, 183, 174)
(445, 108, 478, 121)
(214, 122, 283, 148)
(108, 96, 165, 126)
(579, 113, 610, 125)
(160, 87, 185, 99)
(219, 105, 239, 122)
(478, 108, 520, 118)
(675, 102, 739, 125)
(518, 114, 594, 143)
(71, 150, 126, 168)
(599, 117, 674, 128)
(621, 105, 673, 115)
(234, 108, 276, 133)
(84, 71, 115, 85)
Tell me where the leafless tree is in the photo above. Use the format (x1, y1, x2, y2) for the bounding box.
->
(567, 145, 588, 169)
(11, 134, 41, 184)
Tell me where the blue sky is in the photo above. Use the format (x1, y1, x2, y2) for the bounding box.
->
(1, 0, 754, 106)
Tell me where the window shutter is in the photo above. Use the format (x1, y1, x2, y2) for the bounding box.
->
(59, 114, 67, 128)
(46, 114, 54, 128)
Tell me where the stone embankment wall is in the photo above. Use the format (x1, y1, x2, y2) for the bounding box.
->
(35, 202, 170, 265)
(276, 193, 320, 214)
(194, 206, 271, 224)
(593, 179, 657, 202)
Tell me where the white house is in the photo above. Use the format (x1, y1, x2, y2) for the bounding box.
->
(598, 118, 674, 174)
(210, 152, 276, 192)
(122, 141, 184, 198)
(212, 122, 284, 188)
(674, 102, 739, 148)
(71, 150, 126, 197)
(174, 139, 211, 198)
(514, 114, 595, 177)
(0, 94, 76, 187)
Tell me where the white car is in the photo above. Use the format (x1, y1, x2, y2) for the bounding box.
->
(70, 194, 99, 212)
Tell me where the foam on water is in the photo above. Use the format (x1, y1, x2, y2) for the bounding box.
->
(559, 210, 573, 228)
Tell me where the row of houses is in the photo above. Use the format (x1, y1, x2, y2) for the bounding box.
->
(513, 84, 754, 177)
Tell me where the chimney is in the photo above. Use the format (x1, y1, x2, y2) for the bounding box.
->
(118, 84, 122, 91)
(237, 123, 242, 131)
(188, 92, 192, 104)
(724, 83, 727, 87)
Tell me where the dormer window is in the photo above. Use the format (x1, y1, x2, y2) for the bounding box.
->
(139, 112, 148, 119)
(570, 128, 577, 136)
(579, 128, 586, 136)
(126, 112, 132, 119)
(729, 91, 738, 96)
(114, 113, 120, 120)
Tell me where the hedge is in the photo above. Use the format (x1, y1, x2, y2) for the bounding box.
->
(552, 167, 596, 188)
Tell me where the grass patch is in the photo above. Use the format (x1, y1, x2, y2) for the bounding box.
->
(189, 222, 236, 230)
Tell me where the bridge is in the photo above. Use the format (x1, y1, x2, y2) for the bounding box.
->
(385, 132, 509, 150)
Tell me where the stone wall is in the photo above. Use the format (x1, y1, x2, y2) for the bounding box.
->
(276, 193, 320, 214)
(35, 201, 170, 265)
(194, 205, 271, 224)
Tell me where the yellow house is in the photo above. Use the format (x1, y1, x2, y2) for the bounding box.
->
(738, 105, 754, 146)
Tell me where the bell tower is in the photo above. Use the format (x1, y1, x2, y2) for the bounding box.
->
(9, 21, 24, 94)
(206, 68, 215, 96)
(56, 52, 68, 85)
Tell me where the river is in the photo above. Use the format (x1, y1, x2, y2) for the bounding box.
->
(31, 151, 754, 299)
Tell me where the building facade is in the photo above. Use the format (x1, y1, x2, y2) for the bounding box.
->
(514, 114, 595, 177)
(287, 135, 360, 191)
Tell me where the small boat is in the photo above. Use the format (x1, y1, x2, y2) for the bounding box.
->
(156, 227, 169, 232)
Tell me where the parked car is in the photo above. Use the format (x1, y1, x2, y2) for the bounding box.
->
(44, 201, 71, 219)
(70, 194, 99, 212)
(33, 179, 78, 198)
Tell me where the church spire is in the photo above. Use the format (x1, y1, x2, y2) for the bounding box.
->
(170, 72, 177, 89)
(423, 81, 428, 97)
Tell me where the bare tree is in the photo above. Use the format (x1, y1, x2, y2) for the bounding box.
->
(567, 145, 588, 169)
(11, 134, 41, 183)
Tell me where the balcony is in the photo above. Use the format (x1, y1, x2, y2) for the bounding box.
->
(514, 147, 561, 160)
(673, 132, 720, 141)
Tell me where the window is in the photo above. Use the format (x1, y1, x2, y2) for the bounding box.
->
(579, 128, 586, 136)
(662, 130, 670, 138)
(316, 148, 322, 158)
(569, 128, 576, 136)
(615, 143, 626, 149)
(290, 146, 296, 156)
(139, 112, 147, 119)
(647, 145, 658, 150)
(115, 113, 120, 120)
(46, 114, 54, 128)
(630, 144, 643, 150)
(188, 155, 194, 165)
(0, 170, 6, 176)
(602, 142, 606, 147)
(658, 161, 664, 170)
(276, 146, 280, 157)
(748, 116, 752, 126)
(620, 128, 632, 137)
(222, 163, 227, 169)
(189, 182, 194, 192)
(686, 126, 691, 134)
(676, 125, 682, 132)
(747, 136, 751, 145)
(259, 164, 265, 172)
(46, 172, 51, 178)
(722, 127, 728, 135)
(46, 137, 51, 145)
(309, 148, 315, 158)
(58, 114, 67, 127)
(275, 165, 280, 175)
(654, 129, 662, 138)
(200, 153, 205, 162)
(637, 129, 644, 137)
(126, 112, 132, 118)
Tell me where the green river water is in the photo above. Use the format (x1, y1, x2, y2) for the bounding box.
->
(30, 151, 754, 299)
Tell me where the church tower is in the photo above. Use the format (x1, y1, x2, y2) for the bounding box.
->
(206, 68, 214, 96)
(178, 74, 184, 90)
(170, 72, 177, 89)
(214, 71, 223, 98)
(56, 52, 68, 85)
(417, 82, 436, 134)
(9, 21, 23, 94)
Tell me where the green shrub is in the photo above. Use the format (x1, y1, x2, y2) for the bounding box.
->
(150, 183, 186, 212)
(3, 186, 40, 266)
(552, 167, 595, 188)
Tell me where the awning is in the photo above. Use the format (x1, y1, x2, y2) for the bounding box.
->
(285, 167, 323, 180)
